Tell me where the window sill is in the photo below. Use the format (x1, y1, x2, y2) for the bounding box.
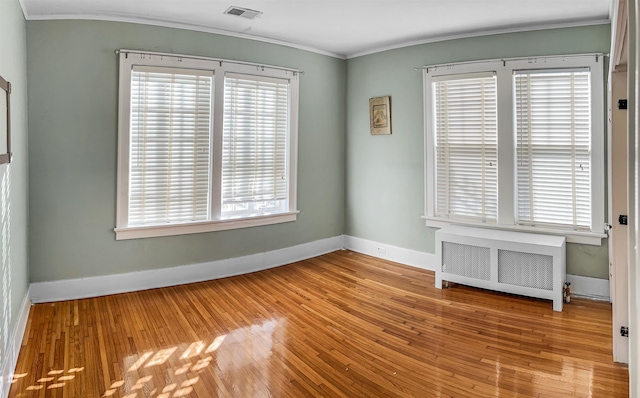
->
(115, 211, 299, 240)
(422, 216, 606, 246)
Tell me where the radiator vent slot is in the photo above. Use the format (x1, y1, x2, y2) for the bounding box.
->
(498, 249, 553, 290)
(442, 242, 490, 281)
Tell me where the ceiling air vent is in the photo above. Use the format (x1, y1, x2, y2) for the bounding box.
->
(224, 6, 263, 19)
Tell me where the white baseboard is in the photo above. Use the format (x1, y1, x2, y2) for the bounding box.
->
(343, 235, 609, 301)
(343, 235, 437, 271)
(28, 234, 610, 303)
(30, 236, 344, 303)
(566, 274, 610, 301)
(0, 289, 31, 398)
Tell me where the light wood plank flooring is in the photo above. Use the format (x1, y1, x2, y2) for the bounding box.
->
(9, 250, 629, 397)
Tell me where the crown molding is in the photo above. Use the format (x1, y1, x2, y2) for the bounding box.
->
(20, 12, 347, 59)
(346, 19, 611, 59)
(18, 3, 611, 62)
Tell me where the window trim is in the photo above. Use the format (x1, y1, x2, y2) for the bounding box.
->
(114, 211, 300, 240)
(115, 50, 299, 240)
(423, 54, 605, 245)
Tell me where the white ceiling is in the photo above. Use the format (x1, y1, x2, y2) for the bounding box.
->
(20, 0, 612, 58)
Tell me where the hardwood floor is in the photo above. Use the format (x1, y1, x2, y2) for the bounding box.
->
(9, 250, 628, 397)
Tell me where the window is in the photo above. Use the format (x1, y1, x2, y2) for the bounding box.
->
(515, 70, 591, 230)
(222, 74, 289, 218)
(128, 67, 213, 226)
(433, 73, 497, 223)
(116, 51, 299, 240)
(424, 55, 604, 244)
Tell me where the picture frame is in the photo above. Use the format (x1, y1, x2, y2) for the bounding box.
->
(369, 96, 391, 135)
(0, 75, 11, 165)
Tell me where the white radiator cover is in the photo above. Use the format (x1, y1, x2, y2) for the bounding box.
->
(435, 226, 566, 311)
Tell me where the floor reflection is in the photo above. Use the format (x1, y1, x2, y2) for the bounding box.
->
(7, 251, 630, 397)
(103, 318, 282, 397)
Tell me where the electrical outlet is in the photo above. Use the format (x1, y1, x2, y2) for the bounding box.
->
(377, 246, 386, 254)
(621, 326, 629, 337)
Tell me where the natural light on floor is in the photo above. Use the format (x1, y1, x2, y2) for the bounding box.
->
(11, 318, 279, 397)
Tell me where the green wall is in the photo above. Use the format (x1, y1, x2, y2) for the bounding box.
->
(345, 25, 612, 278)
(27, 20, 346, 282)
(26, 20, 612, 283)
(0, 0, 30, 368)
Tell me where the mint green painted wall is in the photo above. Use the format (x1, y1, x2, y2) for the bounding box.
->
(26, 21, 612, 282)
(0, 0, 30, 362)
(27, 20, 345, 282)
(345, 25, 612, 279)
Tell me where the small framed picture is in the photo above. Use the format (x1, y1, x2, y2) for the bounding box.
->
(0, 75, 11, 164)
(369, 96, 391, 135)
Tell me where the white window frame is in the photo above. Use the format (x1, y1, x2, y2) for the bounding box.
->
(115, 50, 299, 240)
(423, 54, 605, 245)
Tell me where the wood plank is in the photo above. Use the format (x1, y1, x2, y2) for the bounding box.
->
(9, 250, 629, 397)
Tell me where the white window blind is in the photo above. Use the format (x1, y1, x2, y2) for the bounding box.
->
(129, 66, 213, 226)
(222, 73, 289, 217)
(433, 74, 498, 223)
(515, 70, 591, 229)
(116, 51, 300, 240)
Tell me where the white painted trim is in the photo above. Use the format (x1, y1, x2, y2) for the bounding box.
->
(17, 6, 610, 60)
(0, 290, 31, 398)
(115, 212, 299, 240)
(423, 68, 435, 219)
(566, 274, 610, 301)
(21, 13, 345, 59)
(27, 233, 611, 303)
(343, 235, 437, 271)
(343, 235, 609, 300)
(422, 54, 607, 246)
(610, 0, 628, 71)
(16, 0, 28, 20)
(347, 19, 611, 59)
(120, 49, 302, 74)
(115, 51, 300, 240)
(422, 217, 606, 246)
(29, 236, 344, 303)
(609, 0, 615, 21)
